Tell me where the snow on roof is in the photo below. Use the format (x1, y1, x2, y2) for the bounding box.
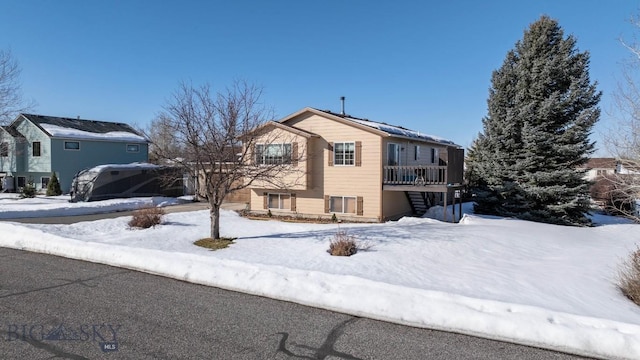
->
(20, 113, 147, 142)
(347, 118, 457, 145)
(38, 123, 147, 142)
(315, 109, 458, 146)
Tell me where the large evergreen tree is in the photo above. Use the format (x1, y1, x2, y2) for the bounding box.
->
(470, 15, 600, 226)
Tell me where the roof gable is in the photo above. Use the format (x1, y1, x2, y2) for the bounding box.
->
(585, 158, 617, 169)
(279, 107, 458, 147)
(245, 120, 319, 140)
(16, 113, 147, 142)
(1, 125, 24, 138)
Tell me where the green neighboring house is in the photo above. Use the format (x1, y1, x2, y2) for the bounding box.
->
(0, 113, 149, 194)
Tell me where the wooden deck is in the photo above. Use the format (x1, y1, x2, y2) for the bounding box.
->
(382, 165, 462, 192)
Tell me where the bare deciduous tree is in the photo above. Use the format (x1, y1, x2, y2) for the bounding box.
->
(0, 49, 33, 124)
(146, 113, 184, 164)
(604, 15, 640, 221)
(154, 80, 305, 239)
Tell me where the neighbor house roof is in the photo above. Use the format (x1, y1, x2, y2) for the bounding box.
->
(1, 125, 24, 138)
(584, 158, 618, 169)
(280, 107, 459, 147)
(17, 113, 147, 142)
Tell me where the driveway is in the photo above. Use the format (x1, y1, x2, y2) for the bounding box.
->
(0, 201, 246, 224)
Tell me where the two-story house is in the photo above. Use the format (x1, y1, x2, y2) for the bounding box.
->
(0, 113, 148, 194)
(247, 107, 464, 222)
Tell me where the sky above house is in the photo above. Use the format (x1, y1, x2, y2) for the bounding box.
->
(0, 1, 637, 154)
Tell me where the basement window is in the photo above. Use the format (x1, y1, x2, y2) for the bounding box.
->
(268, 193, 291, 210)
(330, 196, 356, 214)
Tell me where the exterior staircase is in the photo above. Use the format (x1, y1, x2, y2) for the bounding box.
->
(405, 191, 432, 216)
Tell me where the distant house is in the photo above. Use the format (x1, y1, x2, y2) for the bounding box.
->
(247, 107, 464, 222)
(582, 158, 618, 181)
(0, 113, 148, 194)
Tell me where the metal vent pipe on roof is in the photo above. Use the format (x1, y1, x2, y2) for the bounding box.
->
(340, 96, 345, 115)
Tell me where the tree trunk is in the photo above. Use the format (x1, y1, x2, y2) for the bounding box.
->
(210, 204, 221, 239)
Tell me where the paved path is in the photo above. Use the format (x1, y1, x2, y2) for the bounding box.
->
(0, 248, 592, 360)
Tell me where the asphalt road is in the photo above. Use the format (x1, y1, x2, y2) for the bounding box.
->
(0, 248, 593, 360)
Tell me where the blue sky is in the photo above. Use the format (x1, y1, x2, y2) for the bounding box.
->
(0, 1, 638, 153)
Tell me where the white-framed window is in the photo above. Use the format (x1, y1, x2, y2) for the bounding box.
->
(267, 193, 291, 210)
(0, 142, 8, 157)
(126, 144, 140, 153)
(17, 176, 26, 188)
(334, 142, 355, 166)
(414, 145, 420, 161)
(64, 141, 80, 150)
(41, 177, 50, 189)
(329, 196, 357, 214)
(256, 143, 292, 165)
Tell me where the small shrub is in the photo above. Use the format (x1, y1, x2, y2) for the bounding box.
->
(128, 207, 165, 229)
(619, 246, 640, 306)
(267, 209, 273, 218)
(20, 179, 36, 198)
(194, 237, 235, 250)
(46, 172, 62, 196)
(331, 213, 338, 223)
(328, 230, 358, 256)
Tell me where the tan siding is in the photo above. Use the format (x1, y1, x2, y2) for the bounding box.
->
(286, 114, 383, 220)
(382, 191, 413, 220)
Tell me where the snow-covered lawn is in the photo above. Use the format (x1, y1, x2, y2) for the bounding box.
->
(0, 194, 639, 359)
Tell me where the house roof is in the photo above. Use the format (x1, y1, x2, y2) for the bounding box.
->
(262, 120, 318, 138)
(17, 113, 147, 142)
(584, 157, 617, 169)
(1, 125, 24, 138)
(280, 107, 459, 147)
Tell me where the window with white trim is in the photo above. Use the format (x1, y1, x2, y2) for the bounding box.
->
(414, 145, 420, 161)
(330, 196, 357, 214)
(17, 176, 26, 188)
(268, 193, 291, 210)
(126, 144, 140, 152)
(256, 143, 292, 165)
(41, 177, 50, 189)
(0, 142, 8, 157)
(64, 141, 80, 150)
(334, 142, 355, 166)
